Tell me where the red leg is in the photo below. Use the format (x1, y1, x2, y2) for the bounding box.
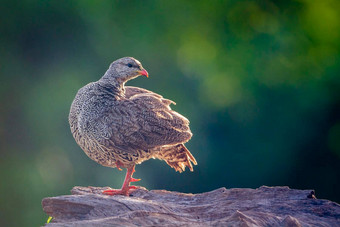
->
(115, 160, 123, 171)
(103, 165, 140, 196)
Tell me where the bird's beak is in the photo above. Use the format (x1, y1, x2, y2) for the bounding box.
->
(138, 69, 149, 78)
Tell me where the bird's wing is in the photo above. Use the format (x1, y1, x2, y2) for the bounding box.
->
(125, 86, 162, 98)
(125, 86, 176, 105)
(87, 92, 191, 153)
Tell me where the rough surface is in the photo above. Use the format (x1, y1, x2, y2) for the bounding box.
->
(42, 186, 340, 226)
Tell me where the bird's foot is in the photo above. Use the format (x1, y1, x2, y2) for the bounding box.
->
(103, 165, 140, 196)
(130, 177, 141, 182)
(128, 185, 138, 189)
(115, 160, 124, 171)
(103, 186, 139, 196)
(103, 188, 128, 196)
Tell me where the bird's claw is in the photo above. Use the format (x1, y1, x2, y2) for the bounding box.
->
(115, 161, 124, 171)
(103, 189, 127, 196)
(103, 186, 139, 196)
(130, 177, 141, 182)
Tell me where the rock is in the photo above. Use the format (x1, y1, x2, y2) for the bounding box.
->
(42, 186, 340, 226)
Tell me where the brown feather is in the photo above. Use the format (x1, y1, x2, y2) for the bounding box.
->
(69, 57, 197, 171)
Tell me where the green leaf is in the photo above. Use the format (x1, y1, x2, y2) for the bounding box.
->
(47, 216, 53, 224)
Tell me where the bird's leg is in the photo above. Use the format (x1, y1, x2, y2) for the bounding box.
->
(115, 160, 123, 171)
(130, 165, 141, 182)
(103, 165, 140, 196)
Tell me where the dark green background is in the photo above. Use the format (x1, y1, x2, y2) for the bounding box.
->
(1, 1, 339, 226)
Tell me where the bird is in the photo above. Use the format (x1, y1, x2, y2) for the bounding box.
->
(68, 57, 197, 196)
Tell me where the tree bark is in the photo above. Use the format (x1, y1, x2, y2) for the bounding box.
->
(42, 186, 340, 226)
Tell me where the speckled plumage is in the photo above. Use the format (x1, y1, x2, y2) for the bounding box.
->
(69, 57, 197, 174)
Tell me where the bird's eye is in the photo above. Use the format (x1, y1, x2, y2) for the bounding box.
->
(127, 63, 133, 68)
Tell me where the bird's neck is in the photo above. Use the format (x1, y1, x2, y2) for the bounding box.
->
(98, 77, 126, 98)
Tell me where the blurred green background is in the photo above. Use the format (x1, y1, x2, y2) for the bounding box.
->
(1, 0, 340, 226)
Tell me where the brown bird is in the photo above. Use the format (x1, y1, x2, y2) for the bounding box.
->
(69, 57, 197, 196)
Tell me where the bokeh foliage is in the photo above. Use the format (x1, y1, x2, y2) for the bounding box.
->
(0, 0, 339, 226)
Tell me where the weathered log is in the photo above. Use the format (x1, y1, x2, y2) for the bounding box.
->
(42, 186, 340, 226)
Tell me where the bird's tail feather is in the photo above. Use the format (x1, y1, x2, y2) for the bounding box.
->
(155, 144, 197, 173)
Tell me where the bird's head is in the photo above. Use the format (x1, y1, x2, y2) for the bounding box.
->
(103, 57, 148, 84)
